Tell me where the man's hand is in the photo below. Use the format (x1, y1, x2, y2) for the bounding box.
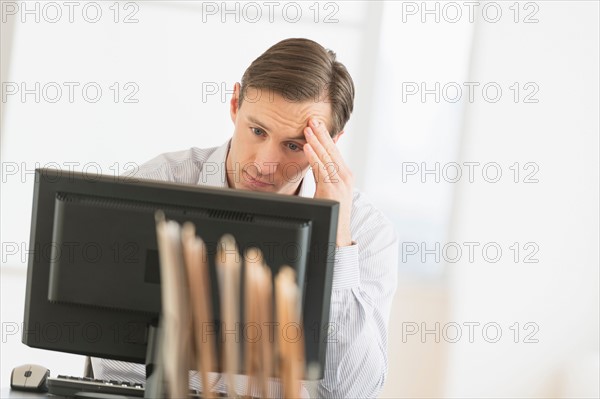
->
(303, 117, 354, 247)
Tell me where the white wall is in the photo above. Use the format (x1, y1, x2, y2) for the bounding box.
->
(444, 1, 599, 397)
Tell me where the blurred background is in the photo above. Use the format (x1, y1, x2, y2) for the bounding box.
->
(1, 1, 598, 397)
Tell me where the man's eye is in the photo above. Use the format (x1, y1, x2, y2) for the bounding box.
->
(288, 143, 301, 152)
(251, 127, 264, 136)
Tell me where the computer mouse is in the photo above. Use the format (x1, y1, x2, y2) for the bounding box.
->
(10, 364, 50, 392)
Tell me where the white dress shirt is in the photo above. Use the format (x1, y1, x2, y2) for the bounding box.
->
(92, 139, 398, 398)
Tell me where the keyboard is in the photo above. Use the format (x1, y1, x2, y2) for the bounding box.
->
(47, 375, 251, 398)
(47, 375, 146, 397)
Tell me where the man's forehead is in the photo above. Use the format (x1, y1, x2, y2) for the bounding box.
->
(242, 90, 333, 131)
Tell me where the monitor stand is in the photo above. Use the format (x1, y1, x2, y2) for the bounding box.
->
(72, 322, 168, 399)
(144, 323, 165, 399)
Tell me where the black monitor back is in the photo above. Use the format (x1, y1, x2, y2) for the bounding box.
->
(23, 169, 338, 379)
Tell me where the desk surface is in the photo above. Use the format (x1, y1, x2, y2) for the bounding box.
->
(0, 387, 48, 398)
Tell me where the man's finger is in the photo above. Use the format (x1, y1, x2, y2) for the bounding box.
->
(304, 127, 333, 166)
(308, 118, 349, 174)
(309, 118, 340, 158)
(303, 143, 329, 184)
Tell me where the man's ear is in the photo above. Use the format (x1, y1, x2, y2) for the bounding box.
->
(332, 130, 345, 144)
(230, 82, 241, 123)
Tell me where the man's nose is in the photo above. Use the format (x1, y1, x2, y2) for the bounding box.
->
(253, 145, 281, 176)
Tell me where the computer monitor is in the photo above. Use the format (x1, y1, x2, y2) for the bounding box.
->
(22, 168, 338, 380)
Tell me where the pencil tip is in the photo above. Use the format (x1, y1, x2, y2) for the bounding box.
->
(154, 210, 166, 224)
(216, 234, 240, 265)
(244, 247, 264, 264)
(182, 221, 195, 240)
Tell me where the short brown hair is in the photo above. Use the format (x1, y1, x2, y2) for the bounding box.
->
(239, 38, 355, 137)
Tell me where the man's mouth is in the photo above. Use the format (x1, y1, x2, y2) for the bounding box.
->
(243, 171, 274, 187)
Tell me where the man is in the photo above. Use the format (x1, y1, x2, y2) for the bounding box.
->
(93, 38, 398, 398)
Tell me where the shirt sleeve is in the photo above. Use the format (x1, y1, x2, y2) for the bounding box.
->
(317, 196, 399, 398)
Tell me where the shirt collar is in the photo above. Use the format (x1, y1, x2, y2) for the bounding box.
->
(197, 138, 315, 198)
(297, 165, 316, 198)
(196, 138, 230, 189)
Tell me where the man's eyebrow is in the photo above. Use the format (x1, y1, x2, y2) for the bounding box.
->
(288, 134, 307, 142)
(247, 116, 271, 132)
(247, 116, 308, 142)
